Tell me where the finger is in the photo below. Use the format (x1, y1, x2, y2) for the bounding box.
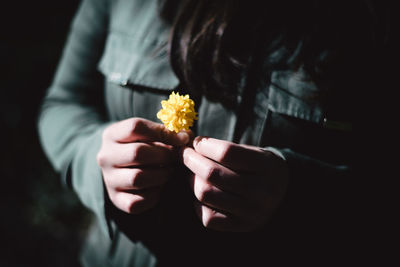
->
(182, 147, 246, 195)
(112, 188, 161, 214)
(104, 117, 191, 146)
(192, 136, 269, 172)
(111, 142, 177, 167)
(189, 174, 249, 217)
(194, 201, 242, 232)
(106, 168, 171, 190)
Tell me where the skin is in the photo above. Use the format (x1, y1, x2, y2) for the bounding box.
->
(181, 136, 289, 232)
(97, 117, 289, 232)
(97, 118, 190, 214)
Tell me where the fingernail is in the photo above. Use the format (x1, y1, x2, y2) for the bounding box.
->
(193, 136, 205, 148)
(177, 131, 190, 145)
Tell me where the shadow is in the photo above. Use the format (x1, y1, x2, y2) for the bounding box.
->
(1, 1, 93, 266)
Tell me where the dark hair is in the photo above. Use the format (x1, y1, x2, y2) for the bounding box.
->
(159, 0, 390, 108)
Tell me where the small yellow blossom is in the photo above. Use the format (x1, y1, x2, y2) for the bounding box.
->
(157, 92, 198, 133)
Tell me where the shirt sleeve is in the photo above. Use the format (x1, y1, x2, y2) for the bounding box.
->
(37, 0, 113, 237)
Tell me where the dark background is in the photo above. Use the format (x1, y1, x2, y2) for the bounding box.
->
(0, 1, 395, 266)
(1, 1, 93, 266)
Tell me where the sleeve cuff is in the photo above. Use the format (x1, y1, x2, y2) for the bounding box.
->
(70, 123, 115, 239)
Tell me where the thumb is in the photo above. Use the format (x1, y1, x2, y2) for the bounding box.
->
(110, 118, 190, 146)
(144, 120, 192, 146)
(158, 128, 192, 147)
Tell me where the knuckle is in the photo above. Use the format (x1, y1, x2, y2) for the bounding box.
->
(101, 125, 112, 140)
(201, 210, 216, 229)
(131, 169, 144, 188)
(158, 127, 174, 145)
(126, 197, 142, 214)
(205, 166, 221, 183)
(130, 144, 145, 162)
(96, 151, 107, 167)
(108, 192, 119, 208)
(216, 144, 232, 162)
(127, 195, 157, 215)
(202, 218, 214, 229)
(197, 183, 213, 203)
(129, 118, 145, 134)
(158, 127, 167, 141)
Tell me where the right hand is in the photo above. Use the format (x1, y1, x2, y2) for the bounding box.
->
(97, 118, 190, 214)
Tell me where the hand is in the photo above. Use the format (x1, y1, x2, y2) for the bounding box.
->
(182, 136, 289, 232)
(97, 118, 190, 214)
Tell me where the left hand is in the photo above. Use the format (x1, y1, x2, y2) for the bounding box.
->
(181, 136, 289, 232)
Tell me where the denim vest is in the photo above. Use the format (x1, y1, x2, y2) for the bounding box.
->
(39, 0, 354, 266)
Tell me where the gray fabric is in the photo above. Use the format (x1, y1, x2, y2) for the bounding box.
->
(38, 0, 353, 266)
(81, 219, 157, 267)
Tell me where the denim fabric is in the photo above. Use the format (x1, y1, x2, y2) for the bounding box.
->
(38, 0, 353, 266)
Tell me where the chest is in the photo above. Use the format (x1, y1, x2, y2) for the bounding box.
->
(98, 0, 353, 165)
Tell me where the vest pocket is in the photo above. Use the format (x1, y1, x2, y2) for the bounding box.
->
(97, 31, 179, 90)
(96, 31, 179, 121)
(268, 70, 326, 124)
(261, 70, 352, 165)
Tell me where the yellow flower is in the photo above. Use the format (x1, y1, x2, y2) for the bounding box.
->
(157, 92, 198, 133)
